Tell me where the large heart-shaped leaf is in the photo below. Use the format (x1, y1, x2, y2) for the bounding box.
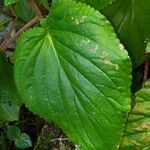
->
(102, 0, 150, 67)
(14, 0, 131, 149)
(120, 81, 150, 150)
(76, 0, 116, 10)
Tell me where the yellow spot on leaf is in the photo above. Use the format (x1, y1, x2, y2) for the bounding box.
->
(119, 44, 124, 50)
(90, 45, 99, 53)
(72, 16, 87, 25)
(101, 52, 119, 70)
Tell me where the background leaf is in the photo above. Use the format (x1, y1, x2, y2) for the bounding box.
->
(15, 0, 36, 22)
(0, 53, 21, 121)
(146, 42, 150, 54)
(4, 0, 18, 6)
(76, 0, 116, 10)
(14, 0, 131, 149)
(0, 103, 19, 121)
(7, 126, 20, 141)
(39, 0, 50, 9)
(15, 133, 32, 149)
(102, 0, 150, 67)
(120, 81, 150, 150)
(0, 14, 11, 32)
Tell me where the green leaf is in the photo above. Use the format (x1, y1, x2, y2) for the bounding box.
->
(15, 133, 32, 149)
(102, 0, 150, 67)
(76, 0, 116, 10)
(7, 126, 32, 149)
(14, 0, 131, 149)
(0, 53, 21, 121)
(0, 102, 19, 121)
(0, 15, 11, 32)
(146, 42, 150, 54)
(0, 0, 4, 7)
(0, 53, 20, 105)
(39, 0, 49, 9)
(120, 81, 150, 150)
(4, 0, 18, 6)
(15, 0, 36, 22)
(7, 126, 20, 141)
(0, 20, 4, 32)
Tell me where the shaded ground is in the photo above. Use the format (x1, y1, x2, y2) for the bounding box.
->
(0, 106, 75, 150)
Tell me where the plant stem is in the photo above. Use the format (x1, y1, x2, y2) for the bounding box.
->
(27, 0, 43, 18)
(0, 16, 42, 51)
(0, 0, 43, 51)
(143, 60, 149, 82)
